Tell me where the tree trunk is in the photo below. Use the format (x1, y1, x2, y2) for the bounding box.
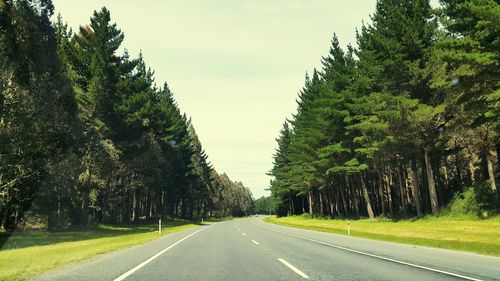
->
(78, 190, 90, 226)
(468, 160, 476, 183)
(487, 150, 497, 192)
(319, 191, 324, 216)
(150, 201, 154, 219)
(161, 190, 166, 219)
(397, 165, 407, 217)
(410, 161, 422, 216)
(360, 173, 375, 218)
(328, 189, 335, 217)
(384, 171, 393, 216)
(378, 171, 386, 215)
(307, 190, 313, 215)
(495, 140, 500, 172)
(496, 140, 500, 158)
(340, 177, 349, 217)
(181, 199, 187, 218)
(454, 151, 462, 187)
(145, 187, 151, 220)
(424, 147, 439, 214)
(330, 197, 335, 217)
(131, 189, 138, 222)
(442, 161, 450, 190)
(347, 176, 360, 217)
(404, 169, 412, 207)
(435, 156, 446, 206)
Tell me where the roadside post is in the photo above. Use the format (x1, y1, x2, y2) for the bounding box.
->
(159, 218, 162, 236)
(347, 220, 350, 238)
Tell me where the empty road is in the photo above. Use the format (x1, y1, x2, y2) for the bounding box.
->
(33, 217, 500, 281)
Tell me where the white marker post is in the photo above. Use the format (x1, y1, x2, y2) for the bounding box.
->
(347, 220, 350, 238)
(159, 218, 162, 236)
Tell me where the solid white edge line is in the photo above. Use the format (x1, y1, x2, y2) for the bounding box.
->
(278, 258, 310, 279)
(251, 240, 260, 245)
(255, 222, 483, 281)
(113, 224, 215, 281)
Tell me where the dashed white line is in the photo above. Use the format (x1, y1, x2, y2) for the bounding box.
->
(242, 233, 247, 236)
(251, 240, 260, 245)
(255, 222, 483, 281)
(278, 258, 310, 279)
(113, 224, 214, 281)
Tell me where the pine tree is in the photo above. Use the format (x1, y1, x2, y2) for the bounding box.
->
(0, 0, 77, 230)
(437, 0, 499, 192)
(269, 121, 294, 216)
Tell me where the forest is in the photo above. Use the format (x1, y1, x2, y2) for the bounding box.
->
(269, 0, 499, 218)
(0, 0, 254, 232)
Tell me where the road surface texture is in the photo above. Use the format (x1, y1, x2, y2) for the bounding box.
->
(33, 216, 500, 281)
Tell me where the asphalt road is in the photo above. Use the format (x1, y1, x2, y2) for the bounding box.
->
(33, 216, 500, 281)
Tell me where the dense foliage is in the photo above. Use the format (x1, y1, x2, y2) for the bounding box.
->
(0, 0, 253, 231)
(269, 0, 499, 218)
(254, 196, 274, 215)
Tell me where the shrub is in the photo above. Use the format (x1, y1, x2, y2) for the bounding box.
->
(447, 187, 480, 217)
(445, 182, 497, 218)
(473, 181, 497, 212)
(301, 213, 313, 219)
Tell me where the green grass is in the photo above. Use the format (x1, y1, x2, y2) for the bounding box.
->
(0, 220, 198, 281)
(264, 215, 500, 257)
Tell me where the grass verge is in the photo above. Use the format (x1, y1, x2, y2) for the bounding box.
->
(0, 220, 198, 281)
(264, 215, 500, 257)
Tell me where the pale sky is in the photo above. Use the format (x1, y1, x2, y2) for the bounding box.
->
(52, 1, 382, 198)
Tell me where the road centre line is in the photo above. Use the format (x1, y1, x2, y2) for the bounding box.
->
(278, 258, 310, 279)
(252, 221, 483, 281)
(113, 224, 215, 281)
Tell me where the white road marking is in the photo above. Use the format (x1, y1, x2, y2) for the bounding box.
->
(242, 232, 247, 236)
(255, 222, 483, 281)
(251, 240, 260, 245)
(113, 224, 214, 281)
(278, 258, 310, 279)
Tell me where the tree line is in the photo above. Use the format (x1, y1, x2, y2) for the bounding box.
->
(254, 196, 274, 215)
(0, 0, 254, 232)
(269, 0, 499, 218)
